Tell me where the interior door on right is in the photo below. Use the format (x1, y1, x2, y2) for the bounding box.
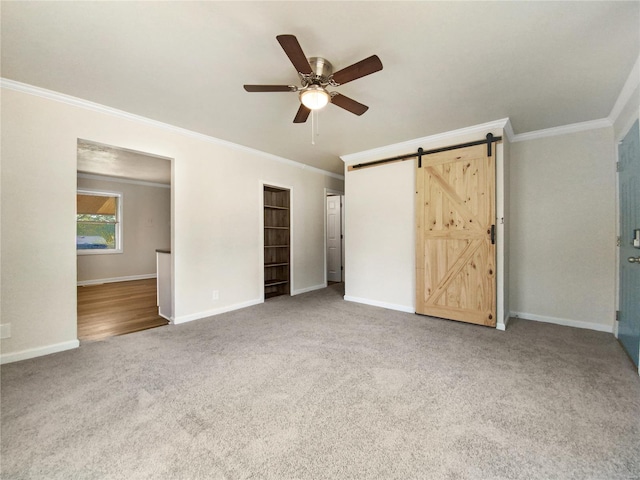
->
(618, 119, 640, 368)
(326, 195, 342, 283)
(415, 143, 496, 326)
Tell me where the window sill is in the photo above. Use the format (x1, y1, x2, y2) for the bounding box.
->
(77, 249, 123, 256)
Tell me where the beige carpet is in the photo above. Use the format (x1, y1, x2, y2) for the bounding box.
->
(2, 284, 639, 479)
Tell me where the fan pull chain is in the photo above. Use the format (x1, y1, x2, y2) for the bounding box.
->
(311, 110, 320, 145)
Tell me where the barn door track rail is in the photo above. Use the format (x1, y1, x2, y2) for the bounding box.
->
(348, 133, 502, 171)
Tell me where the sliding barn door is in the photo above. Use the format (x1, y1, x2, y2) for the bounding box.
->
(416, 143, 496, 326)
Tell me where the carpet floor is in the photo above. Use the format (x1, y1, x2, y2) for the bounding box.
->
(1, 284, 639, 479)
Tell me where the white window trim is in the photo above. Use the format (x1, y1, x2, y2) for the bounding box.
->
(77, 188, 123, 255)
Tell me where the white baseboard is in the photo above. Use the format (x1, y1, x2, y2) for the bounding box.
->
(172, 298, 263, 325)
(496, 312, 512, 331)
(512, 311, 614, 333)
(291, 284, 326, 296)
(77, 273, 156, 286)
(0, 340, 80, 365)
(344, 295, 415, 314)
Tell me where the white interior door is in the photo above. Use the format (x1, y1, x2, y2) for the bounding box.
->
(327, 195, 342, 282)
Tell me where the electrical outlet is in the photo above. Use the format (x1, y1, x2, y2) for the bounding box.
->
(0, 323, 11, 339)
(212, 290, 219, 301)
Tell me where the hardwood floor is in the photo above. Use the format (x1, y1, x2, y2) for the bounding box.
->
(77, 278, 168, 342)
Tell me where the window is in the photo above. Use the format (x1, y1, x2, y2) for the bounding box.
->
(77, 190, 122, 254)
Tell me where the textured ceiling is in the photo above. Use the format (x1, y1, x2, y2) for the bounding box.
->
(77, 139, 171, 185)
(2, 1, 639, 175)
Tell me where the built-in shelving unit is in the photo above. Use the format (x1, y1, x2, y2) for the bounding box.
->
(264, 186, 290, 299)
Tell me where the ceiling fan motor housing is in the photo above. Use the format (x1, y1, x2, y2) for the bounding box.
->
(303, 57, 333, 86)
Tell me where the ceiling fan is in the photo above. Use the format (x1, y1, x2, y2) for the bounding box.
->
(244, 35, 383, 123)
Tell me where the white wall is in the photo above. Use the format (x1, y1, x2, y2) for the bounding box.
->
(0, 86, 343, 362)
(344, 160, 416, 312)
(343, 121, 619, 333)
(342, 121, 508, 317)
(1, 90, 79, 359)
(76, 175, 171, 284)
(509, 127, 617, 331)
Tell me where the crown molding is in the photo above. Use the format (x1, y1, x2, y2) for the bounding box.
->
(0, 78, 344, 181)
(5, 71, 633, 164)
(340, 118, 510, 164)
(509, 118, 613, 143)
(608, 54, 640, 126)
(503, 118, 515, 143)
(510, 55, 639, 144)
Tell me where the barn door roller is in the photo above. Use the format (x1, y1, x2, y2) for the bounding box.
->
(486, 133, 494, 157)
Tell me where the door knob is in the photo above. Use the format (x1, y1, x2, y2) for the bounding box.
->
(629, 256, 640, 264)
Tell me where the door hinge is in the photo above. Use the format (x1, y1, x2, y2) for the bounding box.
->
(341, 266, 344, 271)
(340, 234, 344, 239)
(616, 162, 621, 172)
(490, 225, 496, 245)
(617, 236, 621, 247)
(616, 310, 620, 322)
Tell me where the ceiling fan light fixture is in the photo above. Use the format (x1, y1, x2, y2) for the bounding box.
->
(300, 85, 330, 110)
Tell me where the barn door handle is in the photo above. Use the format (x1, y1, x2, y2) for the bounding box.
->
(490, 225, 496, 245)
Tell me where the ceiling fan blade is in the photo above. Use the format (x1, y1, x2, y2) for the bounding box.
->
(293, 104, 311, 123)
(331, 55, 383, 85)
(276, 34, 313, 75)
(244, 85, 296, 92)
(331, 94, 369, 116)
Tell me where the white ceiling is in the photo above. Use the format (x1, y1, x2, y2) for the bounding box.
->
(2, 1, 639, 175)
(77, 139, 171, 185)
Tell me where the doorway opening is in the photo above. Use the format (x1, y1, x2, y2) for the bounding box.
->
(76, 139, 172, 342)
